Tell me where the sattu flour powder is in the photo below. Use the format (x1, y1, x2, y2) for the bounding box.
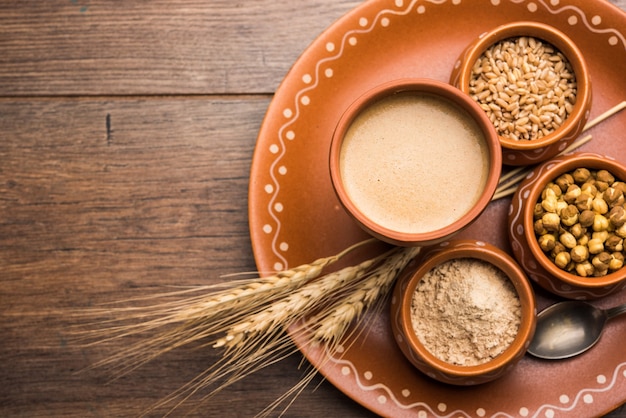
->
(410, 258, 521, 366)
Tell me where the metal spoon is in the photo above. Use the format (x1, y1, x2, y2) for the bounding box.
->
(527, 300, 626, 360)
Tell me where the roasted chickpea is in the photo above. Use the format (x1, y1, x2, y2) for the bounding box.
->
(535, 167, 625, 277)
(572, 167, 591, 183)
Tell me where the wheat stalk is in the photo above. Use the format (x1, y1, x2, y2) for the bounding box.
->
(212, 249, 389, 350)
(306, 246, 420, 352)
(149, 253, 393, 416)
(77, 238, 376, 355)
(492, 101, 626, 201)
(79, 238, 401, 415)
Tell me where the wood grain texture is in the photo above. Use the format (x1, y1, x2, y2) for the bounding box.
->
(0, 99, 376, 417)
(1, 0, 625, 417)
(0, 0, 360, 96)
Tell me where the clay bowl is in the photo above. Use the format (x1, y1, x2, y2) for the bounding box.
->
(390, 239, 536, 386)
(329, 78, 502, 246)
(509, 152, 626, 299)
(450, 21, 592, 166)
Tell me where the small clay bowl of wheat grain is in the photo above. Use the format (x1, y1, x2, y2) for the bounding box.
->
(450, 21, 592, 166)
(390, 239, 536, 385)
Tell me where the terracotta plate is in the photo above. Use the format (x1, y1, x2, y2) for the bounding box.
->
(248, 0, 626, 416)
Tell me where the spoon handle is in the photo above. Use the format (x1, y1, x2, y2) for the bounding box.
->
(606, 303, 626, 319)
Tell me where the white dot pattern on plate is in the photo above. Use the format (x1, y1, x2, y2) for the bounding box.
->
(260, 0, 626, 416)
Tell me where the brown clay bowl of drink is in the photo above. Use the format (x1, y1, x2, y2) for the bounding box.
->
(329, 78, 502, 247)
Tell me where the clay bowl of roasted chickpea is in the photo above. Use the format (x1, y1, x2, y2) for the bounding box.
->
(450, 21, 592, 166)
(508, 152, 626, 299)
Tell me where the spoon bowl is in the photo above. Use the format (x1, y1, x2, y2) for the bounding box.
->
(528, 301, 626, 360)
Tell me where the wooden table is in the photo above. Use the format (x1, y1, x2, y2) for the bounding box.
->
(1, 1, 625, 417)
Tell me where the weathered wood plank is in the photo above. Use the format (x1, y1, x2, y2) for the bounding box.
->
(0, 97, 262, 289)
(0, 96, 379, 417)
(0, 0, 361, 96)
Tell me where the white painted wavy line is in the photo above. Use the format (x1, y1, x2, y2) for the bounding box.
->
(328, 350, 626, 418)
(531, 361, 626, 417)
(326, 353, 477, 418)
(266, 0, 421, 268)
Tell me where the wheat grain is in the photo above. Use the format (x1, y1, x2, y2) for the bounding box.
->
(470, 36, 577, 141)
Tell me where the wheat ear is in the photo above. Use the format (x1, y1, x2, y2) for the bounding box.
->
(306, 246, 420, 352)
(212, 249, 390, 350)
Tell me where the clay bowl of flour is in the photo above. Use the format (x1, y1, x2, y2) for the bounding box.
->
(450, 21, 592, 166)
(390, 239, 536, 385)
(329, 78, 502, 246)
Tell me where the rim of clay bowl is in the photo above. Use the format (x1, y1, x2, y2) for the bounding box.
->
(522, 153, 626, 288)
(455, 21, 591, 152)
(329, 78, 502, 246)
(399, 240, 536, 378)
